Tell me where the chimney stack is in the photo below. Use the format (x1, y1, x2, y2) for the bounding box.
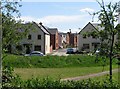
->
(39, 22, 42, 25)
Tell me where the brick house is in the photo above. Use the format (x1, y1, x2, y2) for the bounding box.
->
(47, 28, 59, 50)
(66, 29, 78, 47)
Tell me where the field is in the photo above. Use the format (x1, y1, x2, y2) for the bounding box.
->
(14, 65, 118, 80)
(3, 54, 119, 80)
(90, 72, 119, 82)
(3, 54, 120, 88)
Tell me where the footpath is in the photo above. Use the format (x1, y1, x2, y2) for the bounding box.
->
(61, 68, 119, 81)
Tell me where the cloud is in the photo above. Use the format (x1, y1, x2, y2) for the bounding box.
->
(39, 15, 87, 24)
(17, 14, 89, 24)
(16, 14, 98, 32)
(80, 8, 95, 13)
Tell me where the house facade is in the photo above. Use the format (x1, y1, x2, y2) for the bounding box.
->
(47, 28, 59, 50)
(14, 22, 50, 54)
(78, 22, 101, 52)
(58, 32, 67, 48)
(66, 29, 78, 47)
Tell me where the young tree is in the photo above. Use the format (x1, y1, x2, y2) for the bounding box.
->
(1, 0, 33, 53)
(93, 0, 119, 82)
(0, 0, 33, 85)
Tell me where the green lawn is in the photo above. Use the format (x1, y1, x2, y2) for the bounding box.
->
(14, 65, 118, 80)
(89, 72, 119, 82)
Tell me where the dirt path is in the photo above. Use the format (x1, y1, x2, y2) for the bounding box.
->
(61, 68, 119, 81)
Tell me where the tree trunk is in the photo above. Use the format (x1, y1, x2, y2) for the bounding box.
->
(0, 11, 2, 86)
(109, 32, 115, 82)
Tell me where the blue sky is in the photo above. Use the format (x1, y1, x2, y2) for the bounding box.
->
(17, 0, 119, 33)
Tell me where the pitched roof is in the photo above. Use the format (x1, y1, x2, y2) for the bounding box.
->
(47, 28, 58, 34)
(78, 22, 103, 34)
(33, 22, 50, 35)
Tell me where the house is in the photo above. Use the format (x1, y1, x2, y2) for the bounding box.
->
(47, 28, 59, 50)
(58, 32, 67, 48)
(78, 22, 101, 52)
(14, 22, 50, 54)
(66, 29, 78, 47)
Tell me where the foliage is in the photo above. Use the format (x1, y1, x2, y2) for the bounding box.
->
(2, 66, 22, 88)
(1, 0, 34, 53)
(2, 72, 120, 89)
(2, 54, 118, 68)
(89, 0, 119, 81)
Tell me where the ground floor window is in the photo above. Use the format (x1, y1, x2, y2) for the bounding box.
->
(34, 45, 41, 51)
(16, 45, 22, 51)
(83, 44, 89, 49)
(92, 43, 100, 49)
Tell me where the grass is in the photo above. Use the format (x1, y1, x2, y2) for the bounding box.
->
(3, 54, 119, 68)
(89, 71, 119, 82)
(3, 54, 119, 81)
(14, 65, 118, 80)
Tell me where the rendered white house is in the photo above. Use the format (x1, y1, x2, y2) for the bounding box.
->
(14, 22, 50, 54)
(78, 22, 101, 52)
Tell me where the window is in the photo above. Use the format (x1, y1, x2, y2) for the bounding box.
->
(28, 34, 31, 40)
(34, 45, 41, 51)
(83, 34, 86, 38)
(92, 35, 96, 38)
(83, 44, 89, 49)
(16, 45, 22, 51)
(38, 35, 41, 40)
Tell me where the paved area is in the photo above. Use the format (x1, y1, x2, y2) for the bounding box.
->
(61, 69, 119, 81)
(52, 48, 69, 56)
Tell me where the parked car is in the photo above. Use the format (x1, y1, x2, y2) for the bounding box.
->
(25, 51, 44, 56)
(66, 48, 74, 54)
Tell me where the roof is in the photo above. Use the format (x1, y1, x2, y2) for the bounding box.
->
(47, 28, 58, 34)
(92, 23, 104, 31)
(78, 22, 103, 34)
(33, 22, 50, 35)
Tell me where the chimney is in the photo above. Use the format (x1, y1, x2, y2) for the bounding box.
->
(39, 22, 42, 25)
(69, 29, 71, 33)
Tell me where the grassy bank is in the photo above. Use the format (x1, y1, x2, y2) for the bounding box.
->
(3, 54, 118, 68)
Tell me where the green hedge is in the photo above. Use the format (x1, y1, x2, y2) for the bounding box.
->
(2, 77, 120, 89)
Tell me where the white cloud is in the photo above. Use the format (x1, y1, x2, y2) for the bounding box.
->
(80, 8, 95, 13)
(17, 14, 88, 24)
(39, 15, 87, 24)
(16, 14, 98, 32)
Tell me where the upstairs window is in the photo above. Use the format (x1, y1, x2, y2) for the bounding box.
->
(38, 35, 41, 40)
(83, 34, 87, 38)
(28, 34, 31, 40)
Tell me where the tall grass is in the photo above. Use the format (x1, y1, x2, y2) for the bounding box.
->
(3, 54, 118, 68)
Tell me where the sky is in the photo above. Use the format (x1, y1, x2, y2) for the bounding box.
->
(15, 0, 119, 33)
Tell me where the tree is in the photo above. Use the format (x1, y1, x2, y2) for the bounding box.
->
(1, 0, 33, 53)
(92, 0, 119, 82)
(0, 0, 33, 85)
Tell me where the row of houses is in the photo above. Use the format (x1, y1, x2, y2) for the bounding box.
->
(13, 21, 119, 54)
(13, 22, 78, 54)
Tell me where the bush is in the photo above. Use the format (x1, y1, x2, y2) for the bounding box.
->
(2, 66, 120, 89)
